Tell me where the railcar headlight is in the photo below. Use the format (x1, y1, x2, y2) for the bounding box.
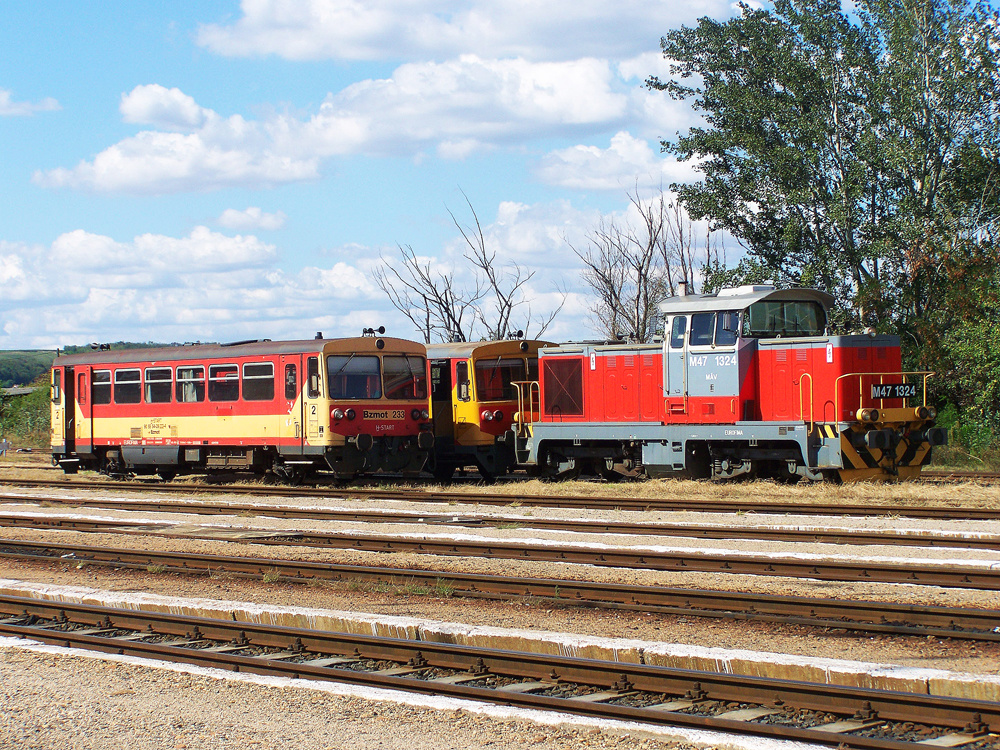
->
(914, 406, 930, 420)
(493, 410, 504, 421)
(421, 409, 429, 420)
(927, 406, 937, 420)
(481, 409, 494, 421)
(332, 408, 345, 420)
(411, 408, 421, 420)
(346, 408, 356, 420)
(857, 408, 880, 423)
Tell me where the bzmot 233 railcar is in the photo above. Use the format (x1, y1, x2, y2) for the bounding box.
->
(50, 335, 433, 481)
(512, 285, 947, 482)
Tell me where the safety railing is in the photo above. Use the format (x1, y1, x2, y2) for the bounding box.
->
(512, 380, 541, 437)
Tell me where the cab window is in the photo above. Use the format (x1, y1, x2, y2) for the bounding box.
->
(475, 358, 526, 401)
(383, 356, 428, 400)
(327, 355, 381, 399)
(669, 317, 687, 349)
(689, 313, 714, 347)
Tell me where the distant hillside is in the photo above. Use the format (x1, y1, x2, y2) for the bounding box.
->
(0, 342, 180, 387)
(0, 351, 56, 388)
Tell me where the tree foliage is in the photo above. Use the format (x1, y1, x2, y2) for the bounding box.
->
(652, 0, 999, 323)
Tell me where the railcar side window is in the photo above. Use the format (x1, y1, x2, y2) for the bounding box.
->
(307, 357, 321, 398)
(456, 361, 470, 401)
(209, 364, 239, 402)
(527, 357, 539, 381)
(744, 300, 825, 338)
(669, 317, 687, 348)
(383, 356, 428, 400)
(176, 366, 205, 403)
(542, 358, 584, 416)
(327, 355, 381, 399)
(284, 364, 297, 400)
(51, 369, 62, 403)
(93, 370, 112, 405)
(242, 362, 275, 401)
(144, 367, 172, 403)
(114, 369, 142, 404)
(475, 358, 526, 401)
(689, 313, 714, 347)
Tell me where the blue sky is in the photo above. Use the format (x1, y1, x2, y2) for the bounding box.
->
(0, 0, 734, 350)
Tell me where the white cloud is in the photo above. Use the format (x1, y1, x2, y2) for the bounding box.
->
(217, 207, 287, 230)
(195, 0, 731, 62)
(120, 85, 210, 130)
(33, 57, 643, 193)
(0, 200, 608, 347)
(534, 131, 701, 191)
(0, 88, 60, 116)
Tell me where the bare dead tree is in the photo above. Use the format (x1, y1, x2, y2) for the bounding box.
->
(373, 244, 485, 343)
(375, 196, 565, 343)
(574, 188, 710, 343)
(449, 196, 564, 341)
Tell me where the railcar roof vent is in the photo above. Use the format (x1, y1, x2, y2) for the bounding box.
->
(718, 284, 776, 296)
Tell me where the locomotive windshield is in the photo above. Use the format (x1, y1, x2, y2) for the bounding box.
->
(743, 300, 825, 338)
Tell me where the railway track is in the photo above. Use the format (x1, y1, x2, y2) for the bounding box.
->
(4, 537, 1000, 642)
(1, 593, 997, 750)
(2, 492, 999, 551)
(3, 477, 1000, 521)
(2, 512, 999, 589)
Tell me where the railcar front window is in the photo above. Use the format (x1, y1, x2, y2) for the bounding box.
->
(745, 300, 825, 338)
(327, 355, 381, 399)
(176, 366, 205, 403)
(475, 357, 526, 401)
(114, 369, 142, 404)
(383, 355, 428, 400)
(93, 370, 112, 405)
(242, 362, 275, 401)
(144, 367, 172, 403)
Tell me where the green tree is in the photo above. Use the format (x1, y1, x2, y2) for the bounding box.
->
(650, 0, 1000, 339)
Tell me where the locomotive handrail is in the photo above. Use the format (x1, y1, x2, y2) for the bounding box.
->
(834, 370, 934, 423)
(512, 380, 540, 438)
(794, 373, 814, 432)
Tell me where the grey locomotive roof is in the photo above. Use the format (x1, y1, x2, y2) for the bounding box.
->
(53, 337, 419, 366)
(657, 285, 835, 315)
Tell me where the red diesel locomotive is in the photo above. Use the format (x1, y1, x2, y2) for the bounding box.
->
(512, 285, 946, 482)
(50, 334, 433, 481)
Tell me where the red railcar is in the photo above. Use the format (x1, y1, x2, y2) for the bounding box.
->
(50, 335, 433, 481)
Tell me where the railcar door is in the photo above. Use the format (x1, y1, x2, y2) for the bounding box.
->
(304, 355, 322, 442)
(62, 367, 76, 455)
(430, 359, 455, 442)
(280, 355, 303, 452)
(664, 315, 688, 415)
(75, 367, 93, 454)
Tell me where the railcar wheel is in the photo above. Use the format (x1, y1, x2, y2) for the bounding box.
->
(157, 470, 176, 482)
